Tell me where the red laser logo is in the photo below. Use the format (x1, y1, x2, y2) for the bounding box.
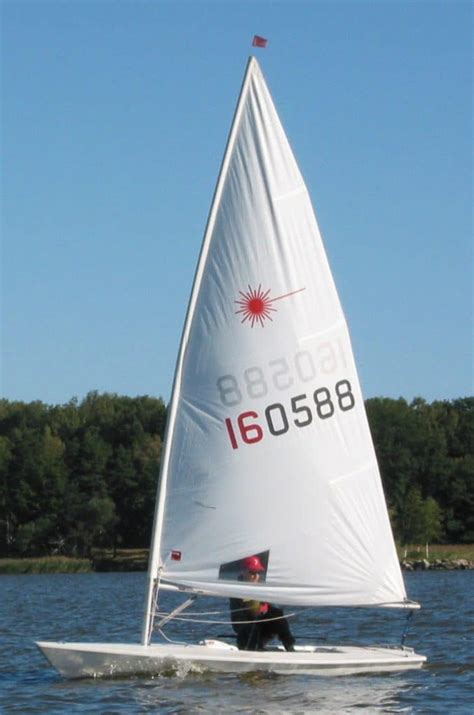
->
(235, 285, 306, 327)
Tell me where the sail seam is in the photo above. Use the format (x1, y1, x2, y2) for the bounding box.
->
(271, 184, 307, 202)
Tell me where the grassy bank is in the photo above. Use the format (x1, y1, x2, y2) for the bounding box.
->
(397, 543, 474, 562)
(0, 556, 91, 574)
(0, 549, 147, 575)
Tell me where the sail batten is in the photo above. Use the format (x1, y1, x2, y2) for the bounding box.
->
(144, 57, 406, 637)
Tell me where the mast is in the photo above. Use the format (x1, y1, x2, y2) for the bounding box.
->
(141, 57, 258, 645)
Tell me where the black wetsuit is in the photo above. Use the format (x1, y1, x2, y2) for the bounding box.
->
(230, 597, 295, 651)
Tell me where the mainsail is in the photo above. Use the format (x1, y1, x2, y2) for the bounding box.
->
(144, 57, 406, 641)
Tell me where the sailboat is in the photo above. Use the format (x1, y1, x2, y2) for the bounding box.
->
(37, 56, 426, 678)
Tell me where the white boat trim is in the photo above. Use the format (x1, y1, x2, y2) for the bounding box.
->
(37, 640, 426, 679)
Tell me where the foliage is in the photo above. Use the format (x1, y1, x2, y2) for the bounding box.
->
(366, 396, 473, 546)
(0, 393, 472, 557)
(0, 393, 165, 557)
(0, 556, 91, 574)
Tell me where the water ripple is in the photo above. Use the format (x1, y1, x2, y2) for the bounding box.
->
(1, 571, 473, 713)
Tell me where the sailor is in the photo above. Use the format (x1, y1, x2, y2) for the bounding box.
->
(230, 555, 295, 651)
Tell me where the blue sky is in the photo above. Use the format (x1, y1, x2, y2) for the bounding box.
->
(2, 0, 472, 406)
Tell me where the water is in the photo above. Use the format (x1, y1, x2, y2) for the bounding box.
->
(1, 571, 473, 713)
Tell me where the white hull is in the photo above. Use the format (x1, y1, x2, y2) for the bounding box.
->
(37, 639, 426, 679)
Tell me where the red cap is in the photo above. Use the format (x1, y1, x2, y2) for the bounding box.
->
(242, 555, 265, 573)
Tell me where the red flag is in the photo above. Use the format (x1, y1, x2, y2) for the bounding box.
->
(252, 35, 268, 48)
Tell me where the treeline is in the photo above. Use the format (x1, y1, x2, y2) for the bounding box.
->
(366, 397, 473, 547)
(0, 393, 166, 558)
(0, 393, 472, 558)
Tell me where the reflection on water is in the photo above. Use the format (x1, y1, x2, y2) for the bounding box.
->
(120, 672, 415, 714)
(1, 570, 473, 713)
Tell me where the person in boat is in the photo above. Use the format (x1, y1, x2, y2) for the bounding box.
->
(230, 555, 295, 652)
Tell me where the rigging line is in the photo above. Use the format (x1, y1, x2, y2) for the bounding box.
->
(154, 608, 235, 617)
(153, 612, 296, 626)
(153, 607, 297, 618)
(156, 628, 189, 646)
(156, 595, 197, 629)
(401, 609, 414, 646)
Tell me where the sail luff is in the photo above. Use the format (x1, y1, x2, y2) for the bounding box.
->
(141, 57, 258, 644)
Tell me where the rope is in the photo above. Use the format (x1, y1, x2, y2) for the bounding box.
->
(156, 628, 189, 646)
(401, 609, 413, 646)
(155, 607, 235, 617)
(153, 611, 296, 626)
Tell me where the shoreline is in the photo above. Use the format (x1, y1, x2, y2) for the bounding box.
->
(1, 549, 473, 575)
(401, 558, 473, 571)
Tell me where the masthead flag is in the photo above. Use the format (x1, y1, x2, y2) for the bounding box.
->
(252, 35, 268, 48)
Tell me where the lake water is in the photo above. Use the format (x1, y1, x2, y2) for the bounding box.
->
(1, 571, 473, 713)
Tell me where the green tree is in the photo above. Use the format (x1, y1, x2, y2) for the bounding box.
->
(0, 435, 13, 554)
(398, 486, 425, 554)
(69, 495, 118, 557)
(421, 497, 443, 558)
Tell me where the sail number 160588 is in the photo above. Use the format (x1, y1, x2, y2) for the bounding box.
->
(224, 380, 355, 450)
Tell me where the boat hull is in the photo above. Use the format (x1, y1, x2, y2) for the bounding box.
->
(36, 640, 426, 679)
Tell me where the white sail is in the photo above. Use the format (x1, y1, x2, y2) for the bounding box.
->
(146, 57, 406, 620)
